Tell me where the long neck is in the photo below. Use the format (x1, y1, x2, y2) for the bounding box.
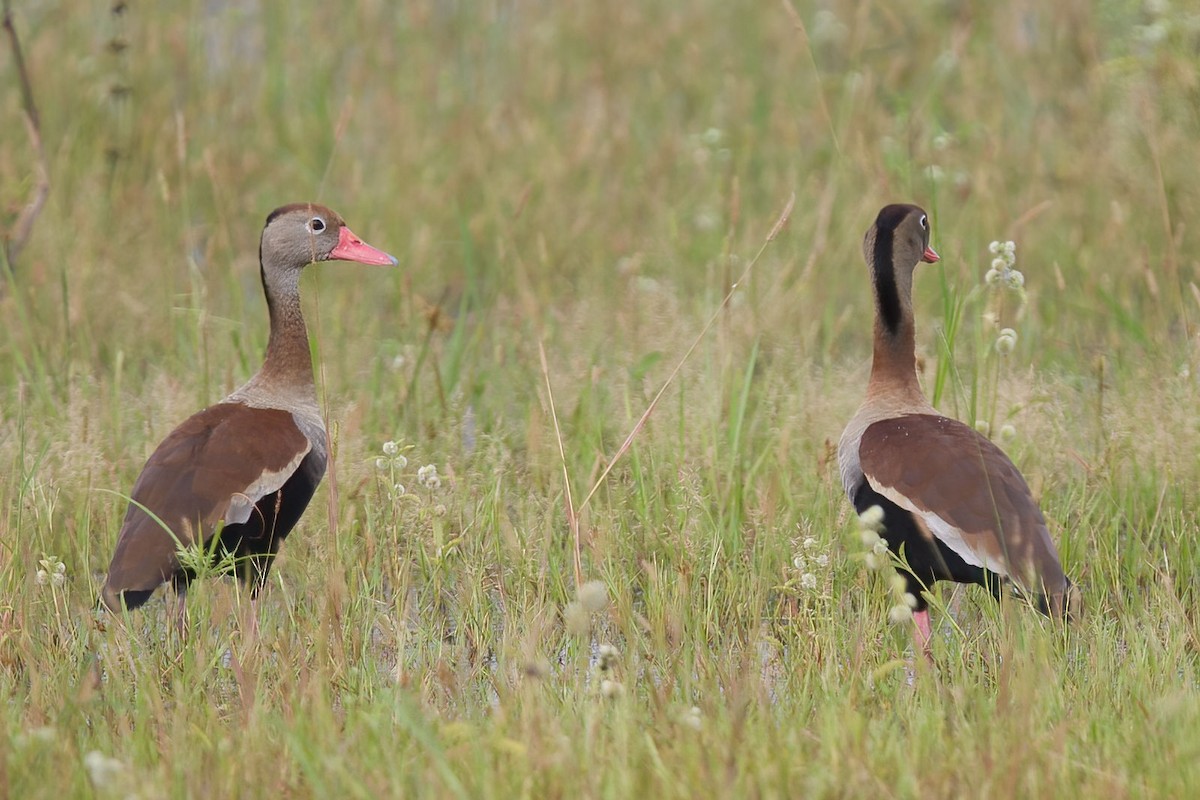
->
(247, 262, 316, 402)
(867, 243, 925, 402)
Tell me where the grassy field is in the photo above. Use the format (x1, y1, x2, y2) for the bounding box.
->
(2, 0, 1200, 796)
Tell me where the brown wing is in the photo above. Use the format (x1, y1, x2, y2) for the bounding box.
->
(858, 413, 1067, 594)
(101, 402, 312, 606)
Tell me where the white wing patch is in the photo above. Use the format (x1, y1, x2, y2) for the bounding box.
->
(868, 480, 1011, 579)
(224, 441, 311, 525)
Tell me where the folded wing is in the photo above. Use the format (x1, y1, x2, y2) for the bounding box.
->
(101, 402, 312, 608)
(858, 413, 1067, 596)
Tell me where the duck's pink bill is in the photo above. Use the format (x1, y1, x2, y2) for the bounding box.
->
(330, 225, 399, 266)
(922, 245, 940, 263)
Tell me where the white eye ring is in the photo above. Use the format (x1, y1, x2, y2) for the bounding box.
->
(307, 216, 327, 234)
(919, 215, 927, 230)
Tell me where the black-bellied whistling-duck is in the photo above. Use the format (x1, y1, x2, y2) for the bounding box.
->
(100, 203, 397, 613)
(838, 204, 1079, 655)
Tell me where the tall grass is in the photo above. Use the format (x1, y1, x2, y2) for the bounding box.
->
(2, 0, 1200, 796)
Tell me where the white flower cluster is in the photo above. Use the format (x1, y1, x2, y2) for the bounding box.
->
(564, 580, 609, 636)
(417, 464, 441, 491)
(791, 535, 830, 592)
(995, 327, 1018, 356)
(854, 508, 925, 629)
(36, 556, 66, 587)
(985, 240, 1024, 290)
(857, 506, 891, 570)
(886, 573, 920, 625)
(687, 126, 732, 167)
(596, 643, 624, 699)
(375, 440, 412, 496)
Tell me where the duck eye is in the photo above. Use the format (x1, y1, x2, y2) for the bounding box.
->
(307, 217, 326, 234)
(919, 215, 927, 230)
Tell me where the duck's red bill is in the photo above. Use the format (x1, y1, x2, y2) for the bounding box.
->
(330, 225, 398, 266)
(922, 245, 940, 263)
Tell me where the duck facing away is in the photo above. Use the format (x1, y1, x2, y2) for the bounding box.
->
(838, 204, 1079, 654)
(100, 203, 398, 614)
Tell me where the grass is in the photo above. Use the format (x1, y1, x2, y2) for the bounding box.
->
(2, 0, 1200, 796)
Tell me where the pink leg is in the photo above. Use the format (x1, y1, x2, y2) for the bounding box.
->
(913, 609, 933, 662)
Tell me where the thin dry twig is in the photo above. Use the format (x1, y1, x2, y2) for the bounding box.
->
(577, 192, 796, 513)
(538, 341, 583, 587)
(781, 0, 840, 157)
(2, 0, 50, 267)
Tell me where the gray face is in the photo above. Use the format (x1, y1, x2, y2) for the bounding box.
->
(260, 204, 346, 271)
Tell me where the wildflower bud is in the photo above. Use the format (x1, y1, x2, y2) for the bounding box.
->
(991, 258, 1007, 272)
(859, 529, 881, 548)
(888, 604, 914, 624)
(375, 457, 388, 471)
(35, 570, 48, 586)
(597, 643, 620, 671)
(903, 592, 919, 609)
(814, 554, 830, 567)
(975, 420, 991, 436)
(889, 574, 908, 595)
(564, 601, 590, 636)
(999, 424, 1016, 443)
(84, 751, 127, 791)
(1006, 270, 1025, 289)
(985, 269, 1001, 287)
(792, 555, 806, 571)
(800, 572, 818, 590)
(395, 455, 408, 469)
(872, 539, 889, 557)
(864, 553, 883, 570)
(988, 241, 1002, 255)
(394, 483, 406, 495)
(600, 679, 625, 699)
(858, 505, 885, 531)
(802, 537, 818, 551)
(683, 706, 703, 730)
(996, 328, 1017, 355)
(1003, 241, 1016, 256)
(578, 580, 609, 613)
(382, 440, 399, 457)
(433, 503, 447, 517)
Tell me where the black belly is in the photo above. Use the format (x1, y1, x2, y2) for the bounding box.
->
(852, 480, 1005, 610)
(173, 451, 324, 594)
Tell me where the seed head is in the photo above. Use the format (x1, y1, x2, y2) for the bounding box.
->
(600, 679, 625, 699)
(597, 643, 620, 671)
(578, 580, 609, 613)
(858, 504, 885, 531)
(996, 328, 1018, 355)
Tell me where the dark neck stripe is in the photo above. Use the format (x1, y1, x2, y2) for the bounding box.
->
(872, 225, 902, 335)
(258, 239, 274, 317)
